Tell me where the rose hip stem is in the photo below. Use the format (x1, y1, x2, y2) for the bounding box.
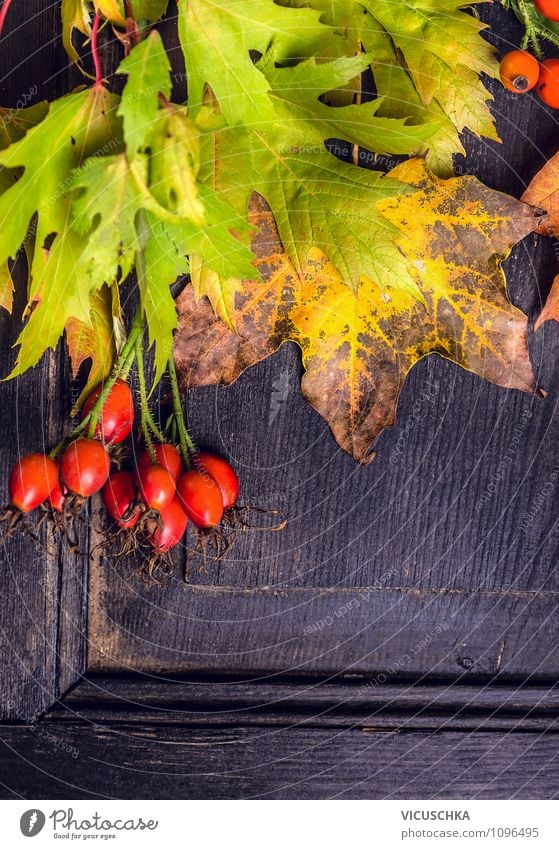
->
(49, 312, 143, 460)
(167, 356, 195, 469)
(134, 330, 165, 462)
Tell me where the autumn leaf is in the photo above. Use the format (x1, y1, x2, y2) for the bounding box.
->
(191, 52, 437, 303)
(534, 275, 559, 332)
(94, 0, 126, 26)
(0, 86, 122, 377)
(180, 0, 442, 300)
(61, 0, 91, 64)
(0, 101, 48, 315)
(521, 150, 559, 330)
(288, 0, 499, 176)
(179, 0, 329, 125)
(175, 160, 542, 462)
(69, 33, 256, 385)
(521, 150, 559, 236)
(65, 285, 119, 408)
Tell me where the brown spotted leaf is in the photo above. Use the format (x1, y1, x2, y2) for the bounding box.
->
(522, 151, 559, 236)
(535, 275, 559, 332)
(175, 159, 542, 463)
(522, 152, 559, 329)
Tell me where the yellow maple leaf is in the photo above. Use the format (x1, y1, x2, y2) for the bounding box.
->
(94, 0, 126, 26)
(175, 160, 543, 463)
(61, 0, 92, 64)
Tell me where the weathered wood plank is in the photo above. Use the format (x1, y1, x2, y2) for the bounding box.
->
(50, 675, 559, 732)
(0, 1, 92, 722)
(88, 579, 559, 679)
(1, 722, 558, 799)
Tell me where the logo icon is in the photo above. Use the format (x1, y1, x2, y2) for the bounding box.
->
(20, 810, 46, 837)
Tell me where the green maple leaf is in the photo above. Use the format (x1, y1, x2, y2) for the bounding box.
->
(132, 0, 170, 24)
(142, 215, 190, 382)
(0, 86, 121, 376)
(71, 152, 150, 288)
(117, 30, 172, 158)
(150, 105, 206, 225)
(70, 144, 255, 382)
(0, 101, 48, 313)
(70, 150, 186, 384)
(195, 53, 426, 297)
(178, 0, 331, 124)
(284, 0, 499, 174)
(61, 0, 91, 64)
(364, 0, 499, 175)
(67, 37, 257, 384)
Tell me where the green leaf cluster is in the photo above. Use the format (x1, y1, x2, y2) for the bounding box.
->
(282, 0, 500, 175)
(0, 31, 255, 390)
(0, 0, 500, 391)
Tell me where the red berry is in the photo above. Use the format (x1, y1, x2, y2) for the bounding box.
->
(499, 50, 539, 93)
(194, 452, 239, 509)
(136, 444, 183, 483)
(81, 379, 134, 445)
(150, 498, 188, 552)
(537, 58, 559, 108)
(9, 453, 59, 513)
(48, 478, 66, 514)
(102, 471, 140, 529)
(60, 438, 111, 497)
(535, 0, 559, 22)
(177, 470, 224, 529)
(138, 464, 176, 512)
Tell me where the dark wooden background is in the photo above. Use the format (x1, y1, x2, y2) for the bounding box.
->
(2, 0, 559, 799)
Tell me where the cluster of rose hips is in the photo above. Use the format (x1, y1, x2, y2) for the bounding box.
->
(5, 378, 239, 558)
(500, 2, 559, 106)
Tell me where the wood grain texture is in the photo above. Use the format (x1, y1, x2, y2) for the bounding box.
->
(51, 675, 559, 732)
(0, 0, 91, 723)
(1, 0, 559, 801)
(87, 579, 559, 678)
(1, 722, 559, 799)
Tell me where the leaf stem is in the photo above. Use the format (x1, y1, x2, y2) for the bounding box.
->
(0, 0, 12, 39)
(91, 10, 104, 87)
(167, 356, 195, 469)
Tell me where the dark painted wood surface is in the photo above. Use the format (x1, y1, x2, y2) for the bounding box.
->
(88, 8, 559, 689)
(51, 675, 559, 732)
(2, 0, 559, 799)
(1, 722, 559, 799)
